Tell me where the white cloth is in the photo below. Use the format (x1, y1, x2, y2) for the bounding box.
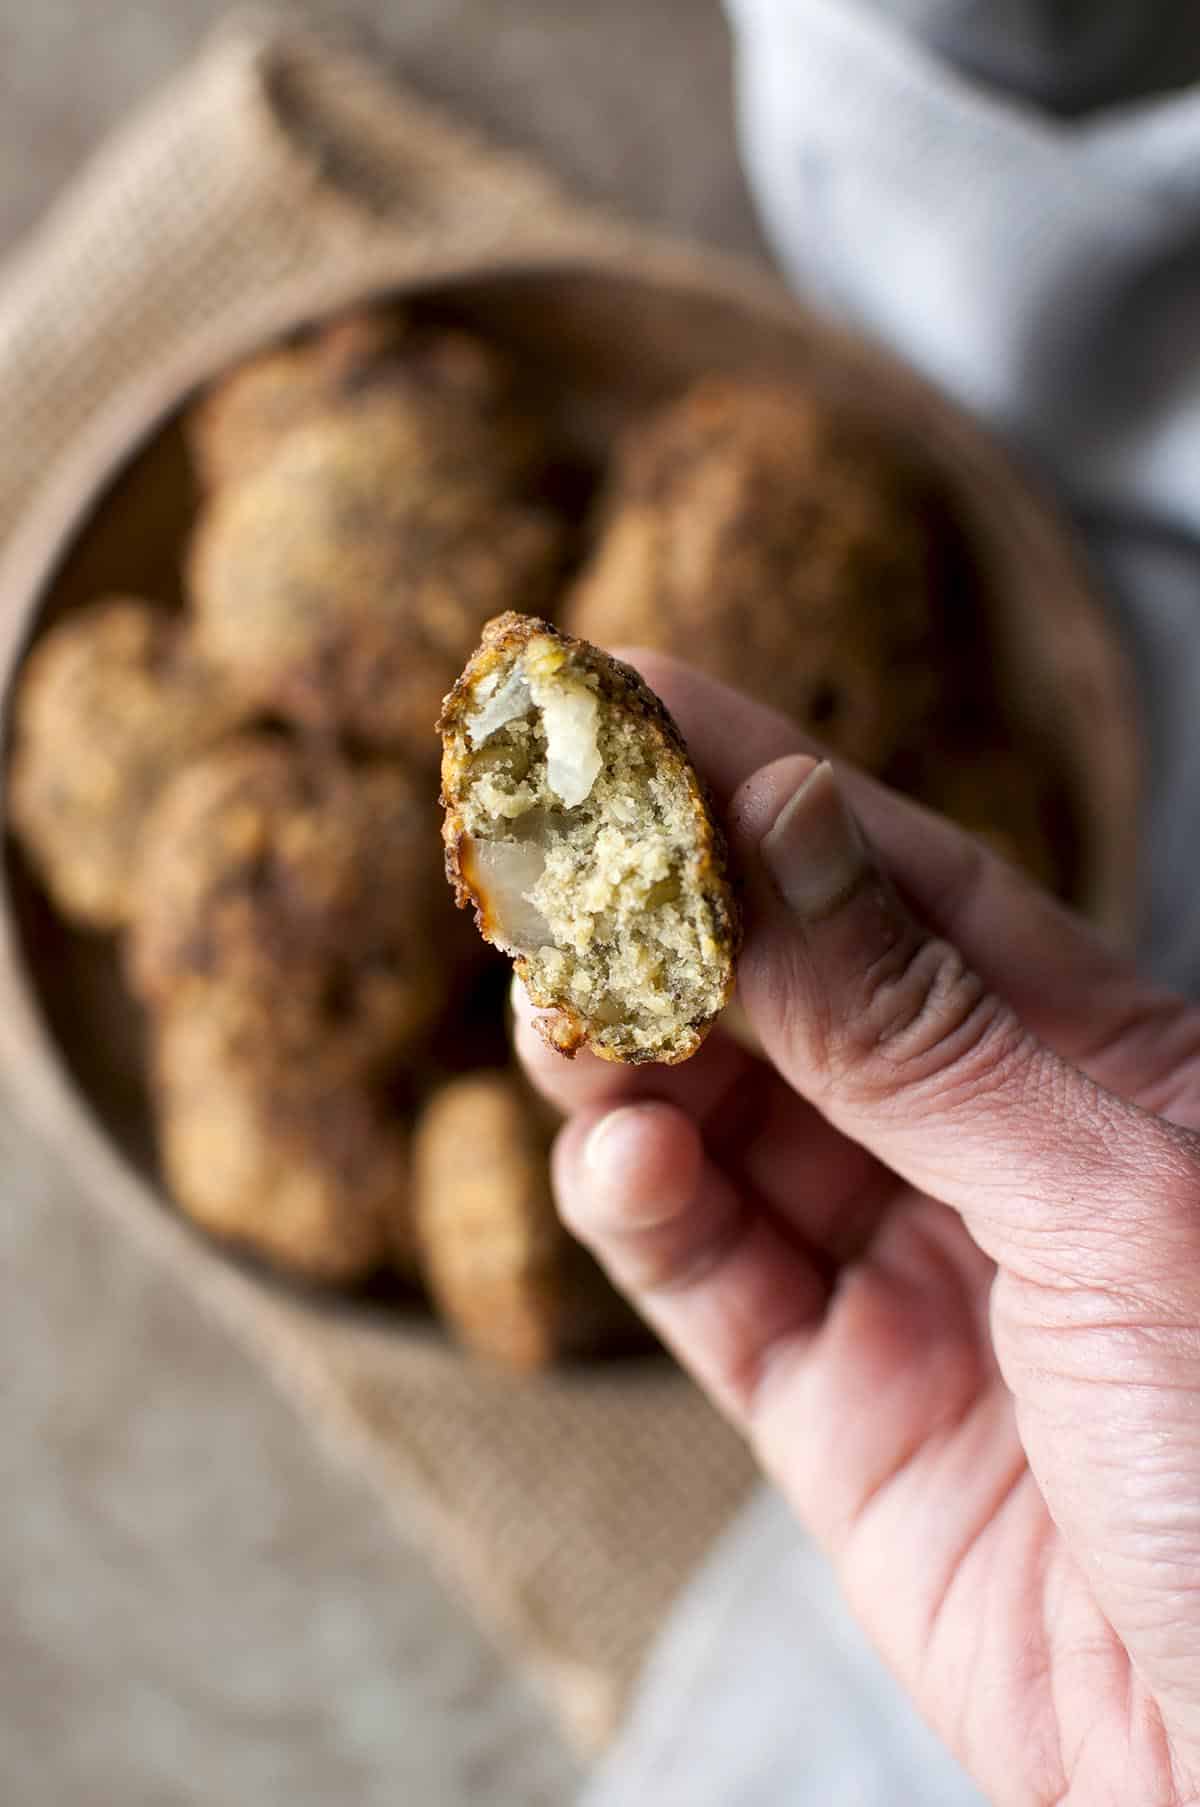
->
(582, 1492, 983, 1806)
(587, 3, 1200, 1801)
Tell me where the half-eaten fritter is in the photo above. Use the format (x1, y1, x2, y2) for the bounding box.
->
(440, 613, 739, 1065)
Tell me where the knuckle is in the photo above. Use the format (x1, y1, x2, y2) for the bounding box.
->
(613, 1211, 743, 1298)
(829, 929, 1027, 1109)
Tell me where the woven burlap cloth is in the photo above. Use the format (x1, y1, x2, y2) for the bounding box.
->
(0, 15, 757, 1749)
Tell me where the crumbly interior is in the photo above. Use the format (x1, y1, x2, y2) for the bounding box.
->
(460, 642, 726, 1054)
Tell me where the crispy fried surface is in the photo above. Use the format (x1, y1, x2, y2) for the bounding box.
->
(188, 398, 563, 760)
(186, 307, 543, 493)
(440, 612, 739, 1065)
(8, 597, 249, 929)
(565, 379, 946, 772)
(412, 1070, 636, 1370)
(412, 1070, 565, 1369)
(151, 985, 409, 1284)
(128, 735, 448, 1061)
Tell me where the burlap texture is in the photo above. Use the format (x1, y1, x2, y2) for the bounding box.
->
(0, 16, 757, 1749)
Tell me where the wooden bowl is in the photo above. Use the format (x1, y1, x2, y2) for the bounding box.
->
(0, 257, 1141, 1309)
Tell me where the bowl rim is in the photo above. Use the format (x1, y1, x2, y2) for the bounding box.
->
(0, 241, 1143, 1323)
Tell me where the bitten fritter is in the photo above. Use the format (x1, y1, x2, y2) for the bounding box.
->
(412, 1070, 639, 1370)
(564, 379, 946, 772)
(186, 307, 544, 495)
(151, 986, 410, 1283)
(7, 597, 249, 930)
(128, 736, 447, 1060)
(440, 613, 739, 1066)
(187, 397, 563, 761)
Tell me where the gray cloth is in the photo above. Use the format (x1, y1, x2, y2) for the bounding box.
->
(730, 0, 1200, 991)
(849, 0, 1200, 114)
(587, 1, 1200, 1801)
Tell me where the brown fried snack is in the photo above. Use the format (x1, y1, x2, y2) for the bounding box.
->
(127, 736, 448, 1061)
(413, 1070, 639, 1370)
(186, 307, 542, 494)
(440, 613, 739, 1066)
(187, 397, 563, 761)
(564, 379, 946, 772)
(151, 985, 409, 1284)
(911, 747, 1063, 894)
(7, 597, 248, 930)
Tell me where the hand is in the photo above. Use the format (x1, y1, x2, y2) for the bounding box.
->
(515, 657, 1200, 1807)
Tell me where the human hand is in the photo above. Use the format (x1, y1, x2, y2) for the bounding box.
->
(515, 657, 1200, 1807)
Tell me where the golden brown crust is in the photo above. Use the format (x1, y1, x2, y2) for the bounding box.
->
(186, 308, 409, 492)
(186, 307, 543, 494)
(439, 612, 740, 1066)
(412, 1070, 639, 1369)
(150, 986, 410, 1284)
(7, 597, 250, 929)
(127, 735, 448, 1062)
(187, 401, 563, 762)
(563, 378, 947, 773)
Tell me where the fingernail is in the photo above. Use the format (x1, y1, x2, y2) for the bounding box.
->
(584, 1106, 645, 1186)
(761, 761, 871, 918)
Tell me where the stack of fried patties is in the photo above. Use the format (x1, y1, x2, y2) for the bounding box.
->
(8, 324, 1063, 1370)
(9, 309, 635, 1369)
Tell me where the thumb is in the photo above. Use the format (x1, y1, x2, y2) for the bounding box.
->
(729, 754, 1200, 1300)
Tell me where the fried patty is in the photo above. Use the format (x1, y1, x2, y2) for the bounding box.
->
(150, 984, 410, 1284)
(440, 612, 739, 1065)
(186, 307, 543, 494)
(128, 735, 448, 1062)
(564, 378, 947, 772)
(909, 746, 1063, 894)
(412, 1069, 638, 1370)
(8, 597, 249, 929)
(187, 399, 563, 761)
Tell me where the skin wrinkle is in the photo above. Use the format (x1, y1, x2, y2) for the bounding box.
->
(1042, 1556, 1100, 1807)
(758, 794, 1047, 1129)
(866, 964, 1017, 1107)
(1018, 1516, 1066, 1800)
(755, 1212, 985, 1533)
(630, 1196, 748, 1301)
(831, 1326, 985, 1557)
(720, 1278, 821, 1417)
(919, 1442, 1031, 1699)
(1072, 992, 1200, 1112)
(778, 1154, 897, 1270)
(1144, 1701, 1200, 1807)
(571, 1107, 828, 1410)
(1000, 1266, 1200, 1337)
